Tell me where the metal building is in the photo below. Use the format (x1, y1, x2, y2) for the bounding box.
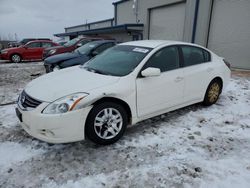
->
(54, 0, 250, 69)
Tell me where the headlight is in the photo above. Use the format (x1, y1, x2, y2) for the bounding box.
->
(48, 49, 56, 55)
(42, 93, 88, 114)
(1, 50, 8, 54)
(53, 65, 60, 71)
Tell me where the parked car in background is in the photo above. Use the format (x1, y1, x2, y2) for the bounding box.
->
(0, 40, 58, 63)
(16, 40, 230, 145)
(44, 40, 116, 73)
(42, 36, 113, 59)
(8, 38, 52, 48)
(58, 41, 67, 46)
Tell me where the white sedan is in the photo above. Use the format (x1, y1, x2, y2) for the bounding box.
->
(16, 40, 231, 145)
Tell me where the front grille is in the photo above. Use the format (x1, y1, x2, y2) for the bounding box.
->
(20, 91, 42, 109)
(44, 64, 52, 73)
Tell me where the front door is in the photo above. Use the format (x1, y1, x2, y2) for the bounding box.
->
(23, 42, 43, 60)
(136, 46, 184, 117)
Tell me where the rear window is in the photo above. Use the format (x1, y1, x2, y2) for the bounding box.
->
(203, 49, 211, 62)
(181, 46, 211, 67)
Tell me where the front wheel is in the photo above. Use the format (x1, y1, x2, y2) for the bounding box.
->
(11, 54, 22, 63)
(85, 102, 128, 145)
(203, 79, 222, 106)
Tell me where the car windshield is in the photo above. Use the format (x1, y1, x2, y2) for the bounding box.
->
(64, 38, 81, 47)
(20, 39, 33, 45)
(75, 41, 100, 55)
(83, 45, 152, 76)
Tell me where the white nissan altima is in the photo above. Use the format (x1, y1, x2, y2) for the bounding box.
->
(16, 40, 231, 145)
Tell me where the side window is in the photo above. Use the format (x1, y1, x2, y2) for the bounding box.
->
(41, 42, 53, 48)
(26, 42, 41, 48)
(95, 43, 114, 54)
(143, 46, 180, 72)
(181, 46, 207, 67)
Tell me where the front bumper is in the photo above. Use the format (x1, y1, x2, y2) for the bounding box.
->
(0, 53, 8, 60)
(44, 63, 53, 73)
(16, 102, 92, 143)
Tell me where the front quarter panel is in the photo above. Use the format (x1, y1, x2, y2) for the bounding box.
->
(76, 75, 138, 124)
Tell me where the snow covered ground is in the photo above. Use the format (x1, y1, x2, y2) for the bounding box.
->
(0, 62, 250, 188)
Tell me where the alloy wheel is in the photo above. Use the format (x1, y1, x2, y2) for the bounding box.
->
(208, 82, 220, 103)
(94, 108, 123, 140)
(12, 54, 21, 63)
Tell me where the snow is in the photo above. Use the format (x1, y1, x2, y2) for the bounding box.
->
(0, 142, 44, 172)
(0, 62, 250, 188)
(0, 105, 18, 128)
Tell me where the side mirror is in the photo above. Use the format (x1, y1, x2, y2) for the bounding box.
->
(141, 67, 161, 77)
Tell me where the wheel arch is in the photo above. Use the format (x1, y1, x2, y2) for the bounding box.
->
(84, 96, 131, 145)
(210, 76, 223, 93)
(89, 97, 132, 124)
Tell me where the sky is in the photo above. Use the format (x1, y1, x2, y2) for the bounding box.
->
(0, 0, 115, 41)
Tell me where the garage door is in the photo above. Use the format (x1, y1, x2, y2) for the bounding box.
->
(149, 3, 186, 40)
(207, 0, 250, 69)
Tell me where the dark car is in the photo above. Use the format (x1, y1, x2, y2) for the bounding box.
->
(44, 40, 116, 73)
(42, 36, 113, 60)
(0, 40, 59, 63)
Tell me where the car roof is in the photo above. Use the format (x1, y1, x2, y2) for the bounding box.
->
(26, 40, 54, 44)
(119, 40, 203, 49)
(88, 40, 115, 44)
(79, 36, 114, 40)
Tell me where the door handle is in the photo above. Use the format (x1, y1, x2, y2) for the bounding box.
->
(175, 76, 183, 82)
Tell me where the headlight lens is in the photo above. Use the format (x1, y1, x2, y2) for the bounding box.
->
(53, 65, 60, 71)
(42, 93, 88, 114)
(1, 50, 8, 54)
(49, 49, 56, 55)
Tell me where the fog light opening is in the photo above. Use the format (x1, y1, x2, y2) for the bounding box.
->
(40, 129, 55, 137)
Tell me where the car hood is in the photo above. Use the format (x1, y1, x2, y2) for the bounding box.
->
(24, 66, 120, 102)
(44, 52, 81, 64)
(2, 46, 21, 51)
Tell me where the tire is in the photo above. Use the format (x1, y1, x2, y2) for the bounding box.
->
(203, 79, 222, 106)
(85, 102, 128, 145)
(11, 54, 22, 63)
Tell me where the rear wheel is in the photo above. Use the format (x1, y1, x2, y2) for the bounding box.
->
(85, 102, 128, 145)
(203, 79, 222, 106)
(11, 54, 21, 63)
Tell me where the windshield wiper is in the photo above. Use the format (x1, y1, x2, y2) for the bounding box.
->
(84, 67, 107, 75)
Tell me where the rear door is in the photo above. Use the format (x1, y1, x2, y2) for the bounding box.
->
(180, 45, 213, 103)
(136, 46, 184, 117)
(23, 42, 43, 60)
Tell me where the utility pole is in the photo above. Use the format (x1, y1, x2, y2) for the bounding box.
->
(132, 0, 139, 23)
(15, 33, 18, 41)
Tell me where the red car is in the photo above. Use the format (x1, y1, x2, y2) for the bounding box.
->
(43, 36, 113, 59)
(0, 40, 59, 63)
